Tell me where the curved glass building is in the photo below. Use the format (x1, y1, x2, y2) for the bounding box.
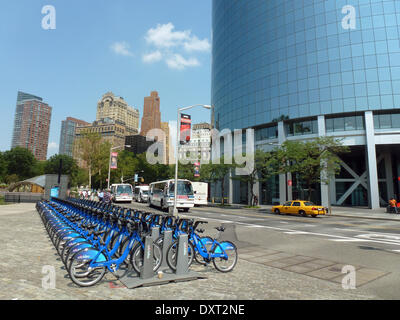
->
(211, 0, 400, 208)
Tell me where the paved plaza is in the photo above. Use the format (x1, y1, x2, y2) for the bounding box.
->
(0, 203, 379, 300)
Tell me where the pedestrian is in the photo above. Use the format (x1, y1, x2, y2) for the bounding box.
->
(103, 189, 111, 203)
(253, 195, 258, 206)
(389, 196, 398, 214)
(98, 190, 104, 202)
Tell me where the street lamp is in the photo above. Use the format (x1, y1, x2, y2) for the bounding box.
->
(107, 144, 131, 190)
(172, 104, 212, 217)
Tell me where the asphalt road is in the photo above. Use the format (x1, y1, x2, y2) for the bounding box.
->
(122, 201, 400, 299)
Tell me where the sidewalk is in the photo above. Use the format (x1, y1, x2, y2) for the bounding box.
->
(206, 202, 400, 221)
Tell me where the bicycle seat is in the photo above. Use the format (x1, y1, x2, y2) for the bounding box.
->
(216, 226, 225, 232)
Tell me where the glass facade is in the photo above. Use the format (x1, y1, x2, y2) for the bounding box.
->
(212, 0, 400, 132)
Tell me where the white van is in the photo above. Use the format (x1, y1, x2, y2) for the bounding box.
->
(134, 185, 149, 203)
(191, 182, 208, 206)
(110, 184, 133, 203)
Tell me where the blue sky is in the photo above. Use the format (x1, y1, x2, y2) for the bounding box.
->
(0, 0, 212, 158)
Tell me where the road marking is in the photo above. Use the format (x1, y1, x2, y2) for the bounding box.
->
(284, 231, 310, 235)
(331, 239, 370, 242)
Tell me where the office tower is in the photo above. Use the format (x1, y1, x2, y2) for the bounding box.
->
(11, 91, 52, 161)
(140, 91, 161, 137)
(96, 92, 139, 136)
(212, 0, 400, 208)
(161, 121, 171, 165)
(59, 117, 89, 157)
(72, 118, 127, 167)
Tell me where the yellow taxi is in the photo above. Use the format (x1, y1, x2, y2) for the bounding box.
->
(272, 200, 327, 217)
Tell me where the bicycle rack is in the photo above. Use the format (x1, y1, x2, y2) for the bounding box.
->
(118, 232, 206, 289)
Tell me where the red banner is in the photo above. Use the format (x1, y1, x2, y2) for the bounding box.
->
(194, 162, 200, 177)
(110, 152, 118, 169)
(180, 114, 191, 145)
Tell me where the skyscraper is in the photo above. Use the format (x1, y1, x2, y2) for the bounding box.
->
(211, 0, 400, 209)
(96, 92, 139, 135)
(161, 121, 171, 165)
(59, 117, 89, 157)
(11, 91, 52, 161)
(140, 91, 161, 137)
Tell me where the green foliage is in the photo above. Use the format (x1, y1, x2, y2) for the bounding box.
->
(233, 150, 279, 205)
(75, 132, 111, 188)
(276, 136, 349, 200)
(3, 147, 37, 180)
(200, 156, 236, 205)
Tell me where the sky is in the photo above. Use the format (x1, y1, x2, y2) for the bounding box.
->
(0, 0, 212, 158)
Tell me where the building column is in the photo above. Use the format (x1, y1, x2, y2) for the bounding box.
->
(384, 151, 394, 202)
(318, 115, 329, 207)
(278, 121, 287, 203)
(365, 111, 380, 209)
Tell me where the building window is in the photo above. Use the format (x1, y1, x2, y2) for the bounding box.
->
(255, 126, 278, 141)
(374, 112, 400, 129)
(286, 119, 318, 136)
(326, 115, 365, 132)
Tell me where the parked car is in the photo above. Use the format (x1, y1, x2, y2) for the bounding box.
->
(272, 200, 327, 217)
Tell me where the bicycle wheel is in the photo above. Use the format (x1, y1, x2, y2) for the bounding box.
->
(130, 242, 163, 274)
(166, 240, 194, 271)
(69, 249, 107, 287)
(194, 237, 213, 266)
(212, 241, 238, 273)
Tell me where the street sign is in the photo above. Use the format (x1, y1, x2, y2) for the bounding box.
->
(134, 174, 138, 183)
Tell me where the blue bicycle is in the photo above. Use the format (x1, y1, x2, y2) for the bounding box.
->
(166, 221, 238, 272)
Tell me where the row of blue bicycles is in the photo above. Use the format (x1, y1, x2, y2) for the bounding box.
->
(36, 197, 238, 287)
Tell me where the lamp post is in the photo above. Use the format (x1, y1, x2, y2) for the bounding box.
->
(172, 104, 212, 217)
(107, 144, 131, 190)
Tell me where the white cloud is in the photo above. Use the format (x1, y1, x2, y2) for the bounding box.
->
(48, 142, 58, 150)
(183, 36, 211, 52)
(110, 41, 134, 57)
(165, 54, 200, 70)
(142, 23, 210, 70)
(145, 23, 190, 48)
(142, 51, 163, 63)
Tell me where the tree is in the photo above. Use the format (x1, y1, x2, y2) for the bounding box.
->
(75, 132, 111, 188)
(233, 150, 279, 206)
(44, 154, 79, 188)
(44, 154, 78, 175)
(0, 152, 7, 183)
(3, 147, 37, 181)
(201, 157, 236, 205)
(276, 136, 349, 201)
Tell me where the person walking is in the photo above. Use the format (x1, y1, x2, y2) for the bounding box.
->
(389, 197, 398, 214)
(98, 190, 104, 202)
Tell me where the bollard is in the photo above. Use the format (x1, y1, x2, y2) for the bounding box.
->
(176, 234, 189, 275)
(151, 226, 160, 242)
(161, 230, 172, 270)
(140, 236, 154, 279)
